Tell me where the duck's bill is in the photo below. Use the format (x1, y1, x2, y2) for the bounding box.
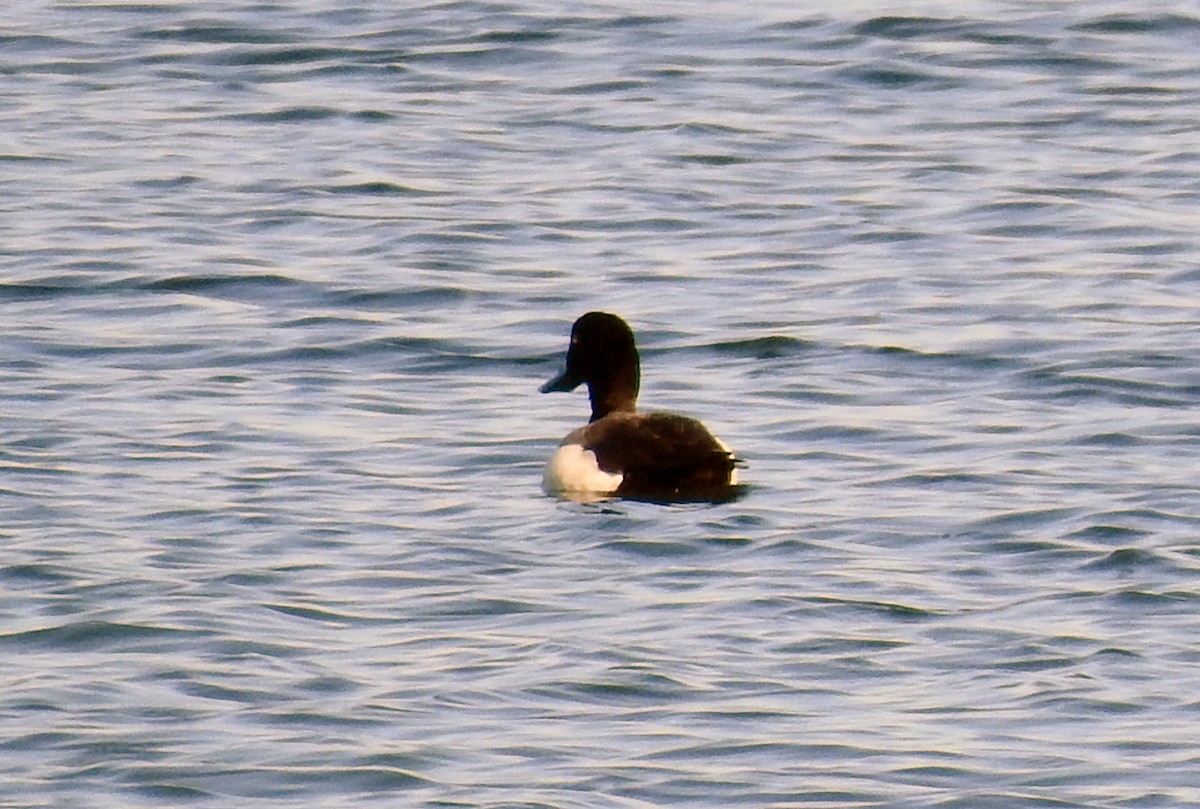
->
(540, 368, 581, 393)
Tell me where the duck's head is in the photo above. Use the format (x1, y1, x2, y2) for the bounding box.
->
(541, 311, 641, 421)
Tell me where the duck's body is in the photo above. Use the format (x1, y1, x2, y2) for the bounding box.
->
(540, 312, 739, 502)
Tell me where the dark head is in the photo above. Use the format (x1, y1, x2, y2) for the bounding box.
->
(541, 311, 641, 422)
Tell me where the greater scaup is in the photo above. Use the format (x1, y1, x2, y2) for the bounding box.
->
(540, 311, 740, 502)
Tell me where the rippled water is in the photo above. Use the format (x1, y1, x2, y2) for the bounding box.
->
(3, 2, 1200, 806)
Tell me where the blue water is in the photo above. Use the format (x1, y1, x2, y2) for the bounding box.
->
(3, 2, 1200, 806)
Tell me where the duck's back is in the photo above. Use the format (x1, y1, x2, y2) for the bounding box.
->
(584, 412, 737, 501)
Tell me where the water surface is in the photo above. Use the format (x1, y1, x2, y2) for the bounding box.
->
(3, 2, 1200, 806)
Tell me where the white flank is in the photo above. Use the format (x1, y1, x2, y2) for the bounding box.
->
(715, 436, 739, 485)
(543, 443, 623, 495)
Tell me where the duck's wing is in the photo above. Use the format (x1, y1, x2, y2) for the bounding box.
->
(585, 413, 737, 498)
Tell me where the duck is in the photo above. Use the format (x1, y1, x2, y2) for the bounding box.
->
(540, 311, 740, 502)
